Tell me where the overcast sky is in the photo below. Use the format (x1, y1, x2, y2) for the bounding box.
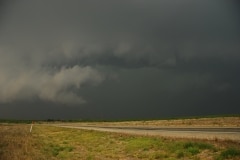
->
(0, 0, 239, 120)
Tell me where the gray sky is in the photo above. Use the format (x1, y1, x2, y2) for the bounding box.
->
(0, 0, 240, 120)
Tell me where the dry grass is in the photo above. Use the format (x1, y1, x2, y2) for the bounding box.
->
(0, 124, 46, 160)
(75, 117, 240, 127)
(1, 123, 240, 160)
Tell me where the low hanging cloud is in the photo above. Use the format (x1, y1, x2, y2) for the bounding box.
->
(0, 0, 239, 108)
(0, 65, 104, 104)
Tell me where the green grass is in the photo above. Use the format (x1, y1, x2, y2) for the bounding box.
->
(1, 124, 240, 160)
(182, 142, 216, 156)
(217, 148, 240, 160)
(43, 143, 74, 156)
(35, 125, 240, 159)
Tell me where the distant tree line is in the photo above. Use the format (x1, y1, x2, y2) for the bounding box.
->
(0, 114, 239, 123)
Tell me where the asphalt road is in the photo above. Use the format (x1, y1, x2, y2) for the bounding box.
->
(54, 124, 240, 141)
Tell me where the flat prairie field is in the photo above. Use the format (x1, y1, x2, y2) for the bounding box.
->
(0, 122, 240, 160)
(69, 116, 240, 127)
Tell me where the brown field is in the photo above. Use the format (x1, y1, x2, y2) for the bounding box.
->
(0, 124, 45, 160)
(0, 117, 240, 160)
(64, 116, 240, 128)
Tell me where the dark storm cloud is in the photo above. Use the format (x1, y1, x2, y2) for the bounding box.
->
(0, 0, 239, 119)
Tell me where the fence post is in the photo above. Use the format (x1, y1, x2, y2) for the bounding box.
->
(30, 121, 33, 133)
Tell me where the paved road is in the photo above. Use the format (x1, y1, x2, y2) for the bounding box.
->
(54, 124, 240, 141)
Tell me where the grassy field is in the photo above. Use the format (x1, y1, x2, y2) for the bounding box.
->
(0, 123, 240, 160)
(73, 116, 240, 127)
